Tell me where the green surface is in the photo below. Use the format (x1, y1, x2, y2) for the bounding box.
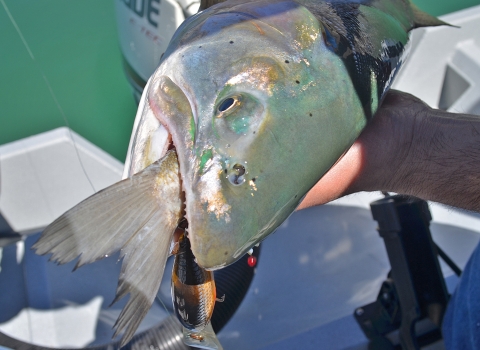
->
(414, 0, 479, 16)
(0, 0, 478, 161)
(0, 0, 137, 161)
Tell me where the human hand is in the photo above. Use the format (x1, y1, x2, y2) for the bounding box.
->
(298, 90, 430, 209)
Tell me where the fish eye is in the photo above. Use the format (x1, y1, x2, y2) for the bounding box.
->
(217, 96, 241, 114)
(213, 92, 264, 140)
(219, 98, 235, 112)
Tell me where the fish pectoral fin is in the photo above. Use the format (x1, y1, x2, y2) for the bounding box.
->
(33, 151, 183, 345)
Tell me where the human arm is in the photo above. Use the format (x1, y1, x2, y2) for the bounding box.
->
(298, 90, 480, 212)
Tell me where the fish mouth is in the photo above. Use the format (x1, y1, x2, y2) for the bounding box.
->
(143, 74, 239, 270)
(166, 144, 233, 271)
(163, 137, 248, 270)
(139, 123, 266, 269)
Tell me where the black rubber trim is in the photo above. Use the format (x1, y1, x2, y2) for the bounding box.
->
(121, 56, 148, 95)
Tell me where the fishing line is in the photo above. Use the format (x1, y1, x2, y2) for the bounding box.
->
(0, 0, 96, 194)
(155, 294, 173, 315)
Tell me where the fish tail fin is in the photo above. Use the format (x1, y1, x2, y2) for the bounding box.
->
(181, 322, 224, 350)
(33, 150, 183, 346)
(409, 2, 456, 29)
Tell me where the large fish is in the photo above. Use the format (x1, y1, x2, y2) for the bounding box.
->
(34, 0, 446, 346)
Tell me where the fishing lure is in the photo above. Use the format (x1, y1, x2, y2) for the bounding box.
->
(172, 231, 224, 349)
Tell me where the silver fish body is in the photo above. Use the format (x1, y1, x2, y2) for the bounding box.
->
(129, 0, 443, 269)
(35, 0, 446, 345)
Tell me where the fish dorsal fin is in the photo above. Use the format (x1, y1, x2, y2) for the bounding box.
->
(410, 2, 452, 29)
(199, 0, 226, 11)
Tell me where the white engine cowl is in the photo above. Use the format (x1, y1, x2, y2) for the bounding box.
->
(115, 0, 199, 101)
